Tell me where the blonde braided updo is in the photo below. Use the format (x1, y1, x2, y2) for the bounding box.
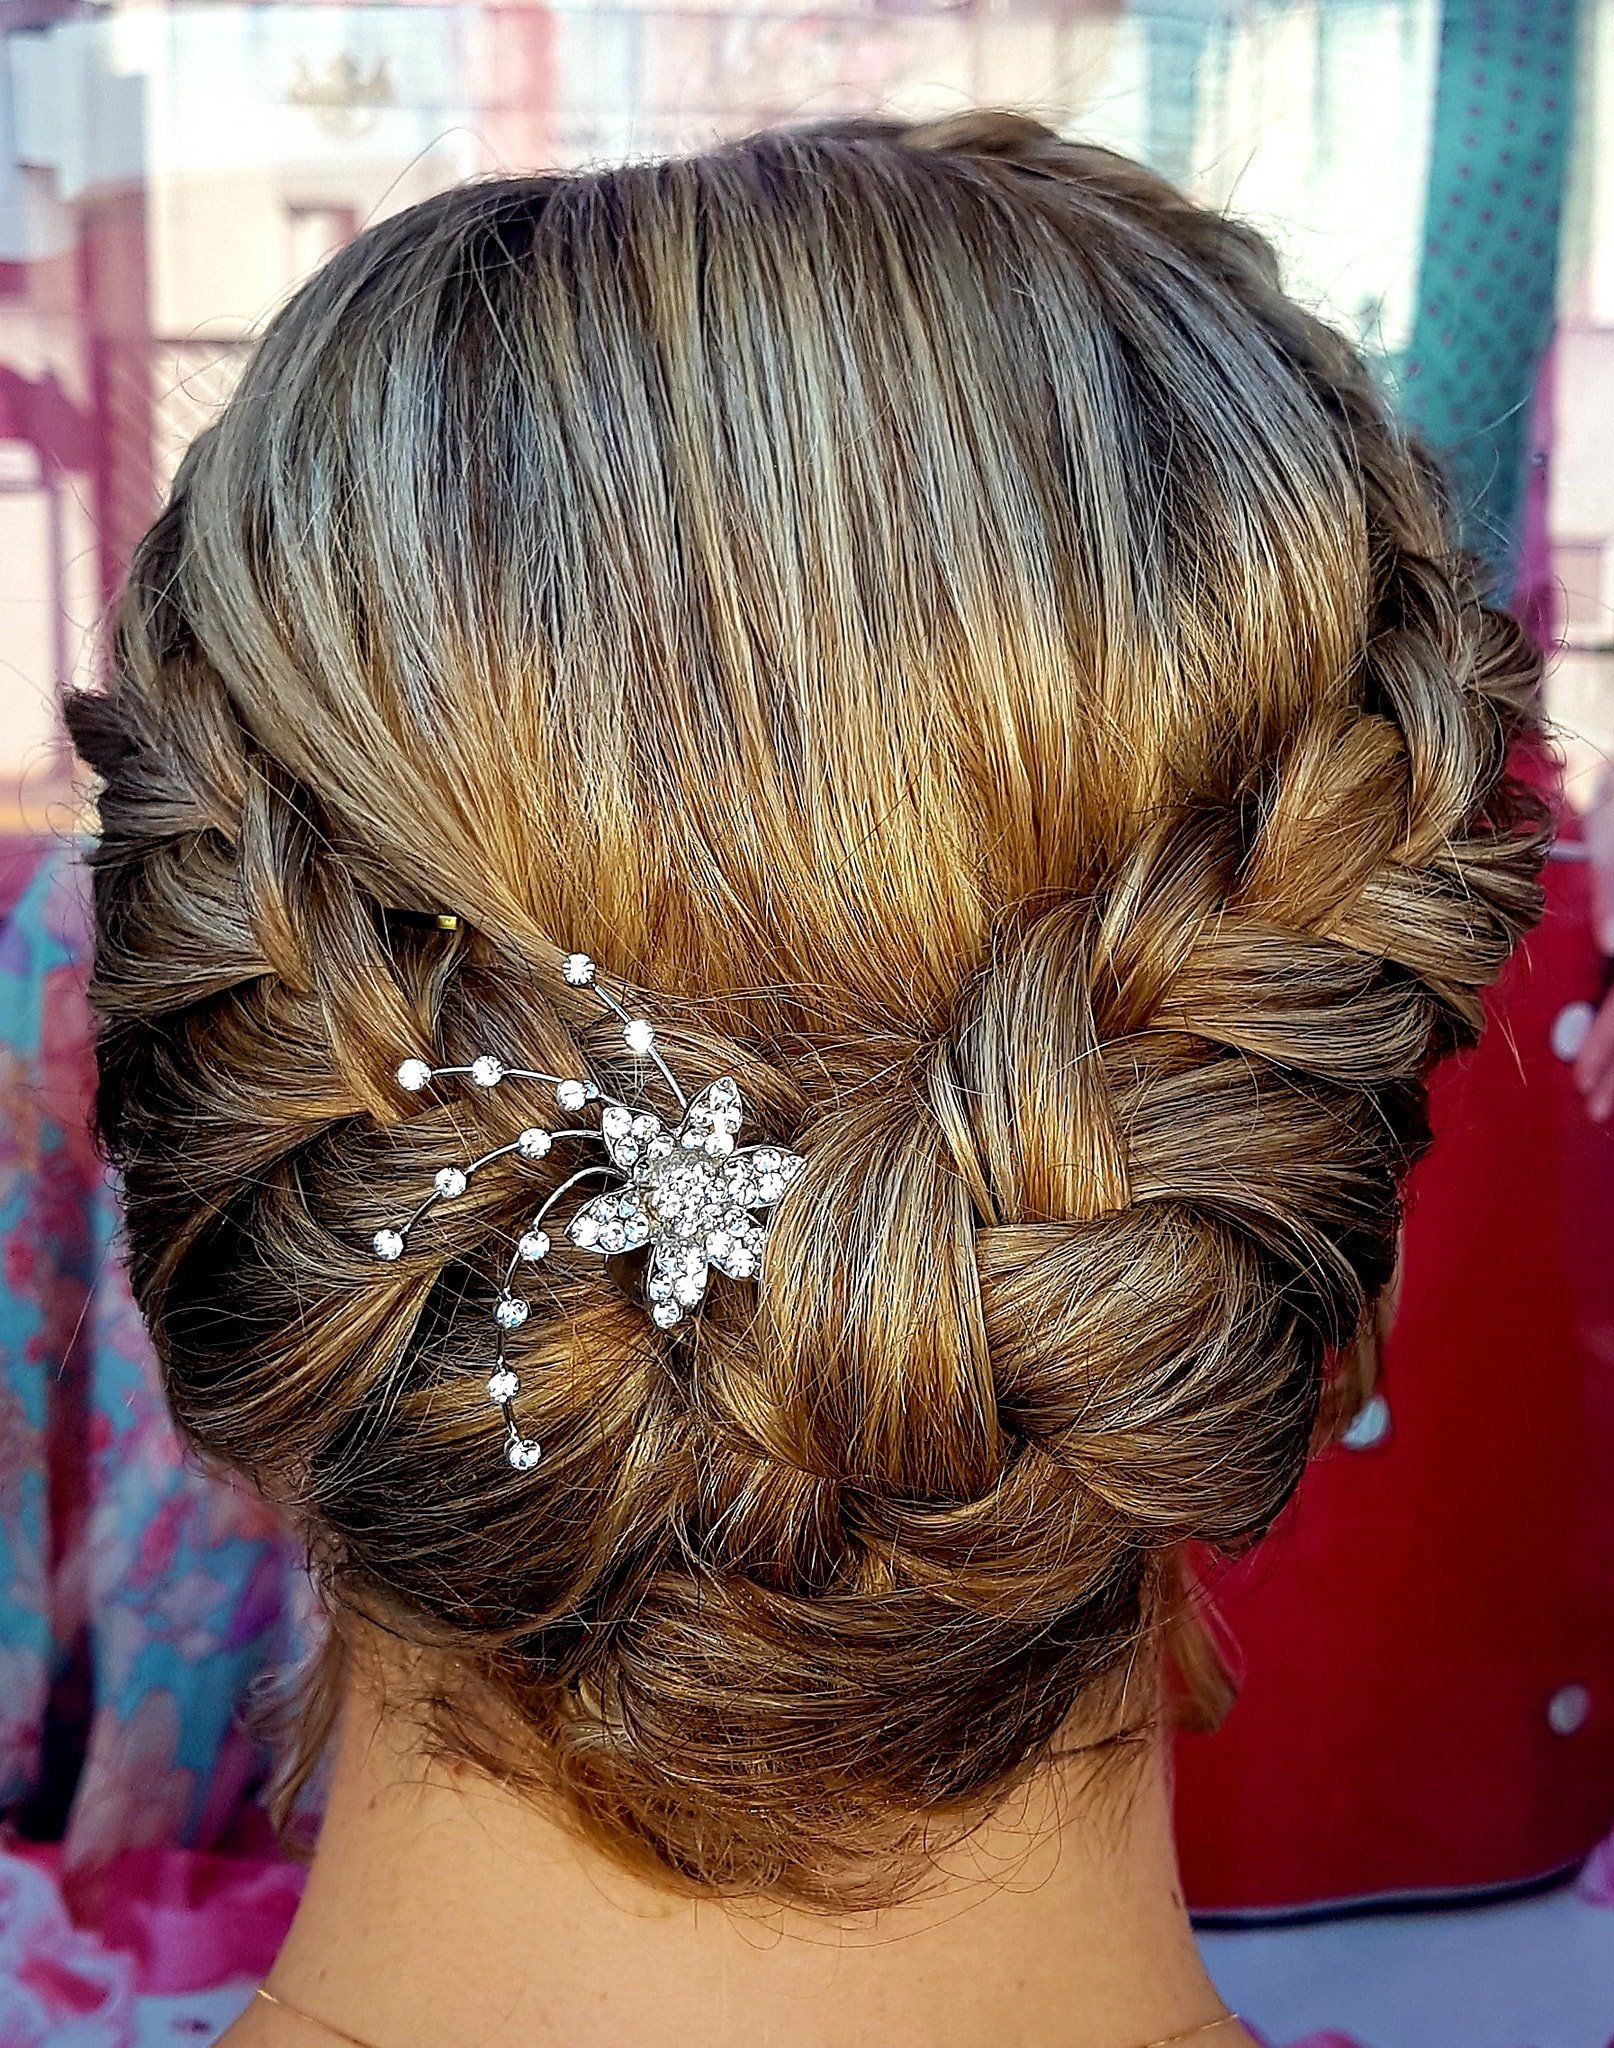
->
(69, 114, 1547, 1907)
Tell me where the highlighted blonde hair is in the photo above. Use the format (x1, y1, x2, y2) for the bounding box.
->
(70, 113, 1546, 1906)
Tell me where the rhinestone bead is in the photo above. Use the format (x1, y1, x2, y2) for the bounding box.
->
(707, 1231, 733, 1262)
(487, 1368, 519, 1404)
(623, 1019, 655, 1055)
(516, 1126, 552, 1160)
(562, 952, 596, 986)
(691, 1081, 744, 1138)
(517, 1230, 551, 1263)
(673, 1275, 704, 1306)
(555, 1079, 588, 1112)
(372, 1227, 405, 1261)
(494, 1295, 529, 1330)
(396, 1058, 432, 1093)
(599, 1221, 626, 1251)
(469, 1056, 504, 1088)
(507, 1436, 542, 1472)
(631, 1114, 659, 1139)
(704, 1131, 732, 1156)
(434, 1166, 468, 1199)
(651, 1300, 682, 1329)
(572, 1213, 601, 1248)
(602, 1106, 633, 1141)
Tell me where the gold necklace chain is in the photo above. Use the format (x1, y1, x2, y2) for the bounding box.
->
(256, 1988, 371, 2047)
(255, 1984, 1242, 2048)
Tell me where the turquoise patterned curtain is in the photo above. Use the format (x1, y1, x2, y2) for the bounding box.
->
(1400, 0, 1583, 586)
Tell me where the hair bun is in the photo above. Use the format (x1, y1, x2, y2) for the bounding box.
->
(69, 115, 1546, 1906)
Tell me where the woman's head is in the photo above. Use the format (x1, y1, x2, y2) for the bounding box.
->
(69, 113, 1545, 1907)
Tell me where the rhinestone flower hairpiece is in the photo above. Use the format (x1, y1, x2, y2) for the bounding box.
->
(371, 951, 805, 1473)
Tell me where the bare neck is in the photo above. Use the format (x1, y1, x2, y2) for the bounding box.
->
(230, 1672, 1247, 2048)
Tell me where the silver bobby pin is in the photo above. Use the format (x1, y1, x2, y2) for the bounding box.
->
(372, 950, 805, 1473)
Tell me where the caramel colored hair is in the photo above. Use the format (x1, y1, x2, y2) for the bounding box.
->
(69, 114, 1546, 1906)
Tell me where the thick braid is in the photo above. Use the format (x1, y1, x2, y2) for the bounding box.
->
(68, 117, 1547, 1907)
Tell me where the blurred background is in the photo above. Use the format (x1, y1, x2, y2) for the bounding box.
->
(3, 4, 1614, 2045)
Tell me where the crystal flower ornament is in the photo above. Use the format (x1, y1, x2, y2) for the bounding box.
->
(567, 1078, 803, 1329)
(371, 950, 805, 1472)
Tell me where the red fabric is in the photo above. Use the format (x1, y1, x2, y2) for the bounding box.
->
(1177, 813, 1614, 1910)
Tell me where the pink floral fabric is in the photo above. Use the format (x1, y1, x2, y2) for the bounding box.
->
(0, 841, 314, 1987)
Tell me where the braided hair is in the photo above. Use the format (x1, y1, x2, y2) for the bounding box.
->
(68, 113, 1547, 1906)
